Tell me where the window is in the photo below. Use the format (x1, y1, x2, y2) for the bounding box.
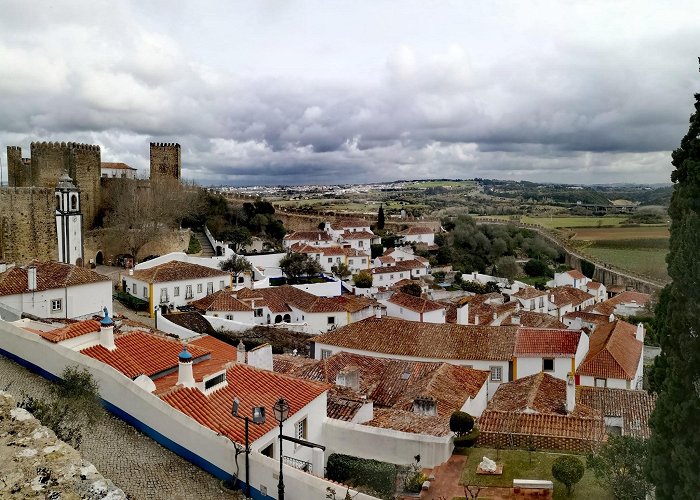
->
(143, 287, 148, 298)
(206, 282, 213, 294)
(595, 378, 607, 388)
(51, 299, 62, 311)
(197, 283, 203, 293)
(321, 349, 332, 360)
(490, 366, 502, 382)
(219, 280, 225, 290)
(327, 316, 335, 325)
(174, 286, 180, 297)
(296, 418, 307, 440)
(543, 358, 555, 372)
(185, 285, 193, 299)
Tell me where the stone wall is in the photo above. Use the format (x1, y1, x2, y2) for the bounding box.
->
(0, 187, 57, 264)
(149, 142, 181, 180)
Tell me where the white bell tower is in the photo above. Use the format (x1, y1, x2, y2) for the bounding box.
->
(55, 172, 84, 265)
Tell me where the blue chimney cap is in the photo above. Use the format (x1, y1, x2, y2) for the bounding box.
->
(179, 344, 193, 361)
(100, 307, 113, 327)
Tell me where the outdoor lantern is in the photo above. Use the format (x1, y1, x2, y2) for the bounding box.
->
(273, 397, 289, 423)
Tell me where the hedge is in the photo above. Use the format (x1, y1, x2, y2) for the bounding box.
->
(326, 453, 397, 499)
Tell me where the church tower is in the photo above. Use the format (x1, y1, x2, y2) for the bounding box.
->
(55, 172, 83, 265)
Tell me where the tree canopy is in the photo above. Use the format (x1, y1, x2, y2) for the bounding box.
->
(645, 84, 700, 497)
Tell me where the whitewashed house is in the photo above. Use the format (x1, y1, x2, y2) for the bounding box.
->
(125, 260, 232, 317)
(0, 261, 112, 320)
(576, 320, 645, 390)
(382, 291, 447, 323)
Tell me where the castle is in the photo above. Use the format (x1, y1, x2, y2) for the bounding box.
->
(1, 142, 182, 265)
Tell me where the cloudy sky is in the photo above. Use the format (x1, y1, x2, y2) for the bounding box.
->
(1, 1, 698, 186)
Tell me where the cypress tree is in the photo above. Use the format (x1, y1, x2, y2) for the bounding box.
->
(377, 204, 385, 230)
(646, 65, 700, 498)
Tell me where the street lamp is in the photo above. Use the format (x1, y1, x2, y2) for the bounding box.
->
(273, 397, 290, 500)
(231, 397, 266, 498)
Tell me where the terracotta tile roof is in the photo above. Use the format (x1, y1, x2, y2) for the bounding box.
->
(399, 226, 434, 235)
(590, 291, 652, 317)
(0, 261, 110, 296)
(566, 270, 587, 280)
(101, 162, 136, 171)
(577, 387, 656, 439)
(160, 364, 328, 445)
(80, 330, 210, 379)
(387, 292, 445, 314)
(341, 230, 375, 240)
(576, 320, 642, 380)
(189, 290, 252, 312)
(514, 329, 582, 357)
(366, 408, 452, 436)
(131, 261, 229, 284)
(501, 311, 566, 329)
(548, 287, 594, 308)
(30, 320, 101, 343)
(313, 317, 519, 361)
(512, 287, 548, 300)
(283, 230, 332, 241)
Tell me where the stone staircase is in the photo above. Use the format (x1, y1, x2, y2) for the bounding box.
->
(193, 230, 216, 257)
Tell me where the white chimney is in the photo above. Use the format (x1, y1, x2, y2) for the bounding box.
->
(456, 303, 469, 325)
(565, 372, 576, 413)
(236, 340, 246, 363)
(27, 265, 37, 292)
(99, 307, 116, 351)
(177, 345, 195, 388)
(636, 323, 644, 342)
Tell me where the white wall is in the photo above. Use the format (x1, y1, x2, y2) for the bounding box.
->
(322, 418, 452, 468)
(0, 319, 376, 500)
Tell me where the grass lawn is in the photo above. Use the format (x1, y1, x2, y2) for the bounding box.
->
(585, 247, 669, 281)
(459, 447, 612, 500)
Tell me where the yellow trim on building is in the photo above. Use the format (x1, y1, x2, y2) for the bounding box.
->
(149, 283, 154, 318)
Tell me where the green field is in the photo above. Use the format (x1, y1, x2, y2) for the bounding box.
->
(460, 447, 612, 500)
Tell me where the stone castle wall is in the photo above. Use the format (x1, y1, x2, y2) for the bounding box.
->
(149, 142, 181, 180)
(0, 187, 58, 264)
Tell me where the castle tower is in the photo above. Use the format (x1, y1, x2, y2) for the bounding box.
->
(55, 172, 84, 265)
(150, 142, 181, 181)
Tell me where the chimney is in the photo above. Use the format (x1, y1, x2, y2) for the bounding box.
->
(27, 265, 37, 292)
(456, 302, 469, 325)
(636, 323, 644, 342)
(99, 307, 116, 351)
(236, 340, 246, 363)
(177, 345, 195, 388)
(336, 366, 360, 392)
(412, 396, 437, 416)
(565, 372, 576, 414)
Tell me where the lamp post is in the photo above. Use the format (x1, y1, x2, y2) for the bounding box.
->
(273, 397, 290, 500)
(232, 397, 266, 498)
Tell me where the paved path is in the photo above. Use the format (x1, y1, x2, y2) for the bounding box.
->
(0, 354, 242, 500)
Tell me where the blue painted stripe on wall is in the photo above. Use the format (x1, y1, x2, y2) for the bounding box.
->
(0, 346, 272, 499)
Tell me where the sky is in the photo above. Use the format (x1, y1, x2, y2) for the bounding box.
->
(0, 1, 698, 186)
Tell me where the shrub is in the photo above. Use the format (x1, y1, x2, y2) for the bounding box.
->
(326, 453, 396, 499)
(552, 455, 585, 496)
(449, 411, 475, 436)
(453, 428, 480, 449)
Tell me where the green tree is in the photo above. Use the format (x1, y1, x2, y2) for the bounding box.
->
(552, 455, 584, 496)
(219, 254, 253, 285)
(645, 77, 700, 498)
(588, 435, 651, 500)
(280, 253, 323, 281)
(377, 204, 385, 230)
(353, 270, 373, 288)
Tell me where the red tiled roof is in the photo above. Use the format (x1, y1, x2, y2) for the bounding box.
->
(160, 364, 328, 445)
(0, 261, 110, 296)
(131, 261, 229, 284)
(189, 290, 252, 312)
(80, 331, 210, 378)
(101, 162, 136, 171)
(32, 320, 101, 343)
(514, 329, 582, 357)
(576, 320, 642, 380)
(387, 291, 445, 314)
(313, 317, 518, 361)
